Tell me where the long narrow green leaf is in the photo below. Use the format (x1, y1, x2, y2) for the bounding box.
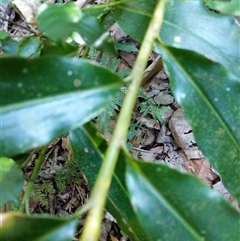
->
(0, 212, 78, 241)
(69, 126, 148, 241)
(126, 159, 240, 241)
(159, 45, 240, 201)
(0, 57, 122, 156)
(113, 0, 240, 76)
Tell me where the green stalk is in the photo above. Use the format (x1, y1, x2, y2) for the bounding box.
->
(19, 145, 48, 214)
(80, 1, 168, 240)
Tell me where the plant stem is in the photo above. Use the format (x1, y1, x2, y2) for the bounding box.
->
(80, 1, 168, 240)
(0, 16, 38, 34)
(18, 145, 48, 214)
(81, 46, 90, 58)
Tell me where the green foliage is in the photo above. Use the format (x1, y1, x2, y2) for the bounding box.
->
(96, 86, 126, 134)
(0, 0, 239, 241)
(0, 157, 24, 206)
(138, 87, 170, 123)
(33, 181, 55, 209)
(55, 159, 82, 192)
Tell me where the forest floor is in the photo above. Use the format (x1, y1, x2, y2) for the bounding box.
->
(1, 1, 239, 240)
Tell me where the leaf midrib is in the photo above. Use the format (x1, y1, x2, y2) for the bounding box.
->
(130, 161, 204, 241)
(163, 46, 239, 149)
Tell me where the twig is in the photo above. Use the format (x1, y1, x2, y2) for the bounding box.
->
(0, 16, 38, 34)
(80, 1, 168, 241)
(18, 145, 48, 214)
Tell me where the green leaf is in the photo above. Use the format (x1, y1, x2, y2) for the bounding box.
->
(0, 30, 9, 39)
(17, 36, 41, 57)
(0, 37, 20, 55)
(82, 6, 115, 29)
(0, 157, 24, 207)
(204, 0, 240, 16)
(113, 0, 240, 77)
(69, 126, 148, 241)
(126, 159, 240, 241)
(1, 37, 41, 57)
(159, 45, 240, 201)
(0, 212, 78, 241)
(37, 3, 81, 42)
(160, 0, 240, 77)
(0, 56, 122, 156)
(73, 14, 116, 55)
(41, 39, 78, 56)
(115, 42, 138, 52)
(36, 3, 116, 54)
(113, 0, 157, 42)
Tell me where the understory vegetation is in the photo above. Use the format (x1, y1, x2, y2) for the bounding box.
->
(0, 0, 240, 241)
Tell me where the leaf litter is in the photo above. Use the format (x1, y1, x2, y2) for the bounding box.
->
(1, 0, 239, 240)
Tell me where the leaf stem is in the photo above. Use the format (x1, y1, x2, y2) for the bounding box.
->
(18, 145, 48, 214)
(80, 1, 168, 240)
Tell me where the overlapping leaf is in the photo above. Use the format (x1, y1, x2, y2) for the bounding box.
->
(0, 212, 78, 241)
(37, 3, 81, 42)
(204, 0, 240, 16)
(126, 159, 240, 241)
(73, 14, 116, 55)
(159, 44, 240, 201)
(0, 157, 24, 206)
(69, 126, 148, 241)
(0, 57, 122, 156)
(37, 3, 115, 54)
(113, 0, 240, 76)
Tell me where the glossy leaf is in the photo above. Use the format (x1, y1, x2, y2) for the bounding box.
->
(0, 37, 20, 55)
(126, 159, 240, 241)
(0, 212, 78, 241)
(0, 157, 24, 207)
(204, 0, 240, 16)
(69, 126, 148, 241)
(41, 39, 78, 56)
(73, 14, 116, 55)
(113, 0, 240, 76)
(37, 3, 81, 42)
(1, 36, 41, 57)
(159, 45, 240, 201)
(159, 0, 240, 77)
(17, 36, 41, 57)
(112, 0, 157, 42)
(36, 3, 116, 54)
(0, 57, 122, 156)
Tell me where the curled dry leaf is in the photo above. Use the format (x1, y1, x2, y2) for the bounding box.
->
(168, 108, 204, 159)
(184, 158, 219, 186)
(13, 0, 40, 23)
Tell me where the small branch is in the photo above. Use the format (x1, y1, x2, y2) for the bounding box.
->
(18, 145, 48, 214)
(80, 1, 168, 241)
(0, 16, 38, 34)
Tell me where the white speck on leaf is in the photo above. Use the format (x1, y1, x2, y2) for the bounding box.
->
(73, 79, 81, 87)
(174, 36, 181, 43)
(22, 68, 28, 74)
(180, 93, 186, 99)
(226, 87, 230, 91)
(67, 70, 73, 76)
(84, 147, 89, 153)
(17, 82, 23, 88)
(214, 98, 218, 102)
